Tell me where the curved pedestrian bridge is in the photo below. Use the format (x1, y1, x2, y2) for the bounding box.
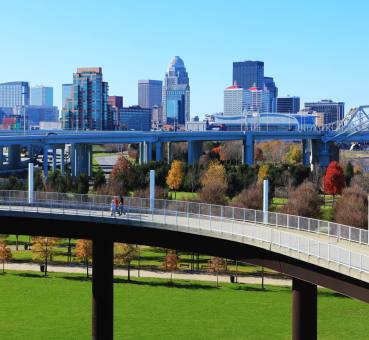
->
(0, 190, 369, 340)
(1, 190, 368, 282)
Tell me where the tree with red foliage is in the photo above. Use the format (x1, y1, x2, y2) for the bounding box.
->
(324, 161, 345, 195)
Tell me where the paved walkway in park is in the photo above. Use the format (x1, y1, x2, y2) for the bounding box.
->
(5, 261, 291, 286)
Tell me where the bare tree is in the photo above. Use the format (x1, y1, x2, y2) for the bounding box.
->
(231, 184, 263, 210)
(350, 174, 369, 194)
(334, 185, 368, 229)
(283, 181, 322, 218)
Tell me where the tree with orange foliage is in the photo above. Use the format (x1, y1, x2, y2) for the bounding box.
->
(198, 161, 228, 204)
(32, 237, 59, 277)
(166, 160, 184, 199)
(324, 161, 345, 196)
(208, 257, 226, 288)
(162, 250, 179, 283)
(75, 239, 93, 278)
(109, 155, 136, 195)
(0, 241, 12, 274)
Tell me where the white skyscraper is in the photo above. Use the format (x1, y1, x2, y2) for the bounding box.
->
(223, 82, 246, 115)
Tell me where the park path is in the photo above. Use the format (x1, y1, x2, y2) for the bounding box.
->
(5, 261, 291, 286)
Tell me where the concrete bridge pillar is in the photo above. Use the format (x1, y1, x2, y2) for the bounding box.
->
(292, 278, 317, 340)
(92, 237, 113, 340)
(311, 140, 339, 169)
(71, 144, 92, 177)
(147, 142, 152, 162)
(302, 139, 312, 168)
(139, 142, 148, 164)
(242, 134, 254, 165)
(61, 147, 65, 176)
(8, 144, 21, 169)
(52, 147, 57, 171)
(0, 147, 3, 168)
(43, 145, 49, 178)
(155, 141, 162, 162)
(188, 140, 202, 165)
(166, 142, 172, 164)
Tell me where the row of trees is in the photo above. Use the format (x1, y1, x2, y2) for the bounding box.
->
(1, 235, 229, 288)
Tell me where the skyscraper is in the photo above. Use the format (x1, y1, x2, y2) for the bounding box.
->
(304, 100, 345, 125)
(120, 105, 151, 131)
(63, 68, 109, 130)
(30, 85, 53, 106)
(108, 96, 123, 130)
(233, 61, 264, 90)
(264, 77, 278, 112)
(223, 82, 246, 115)
(62, 84, 73, 109)
(277, 96, 300, 113)
(138, 80, 162, 109)
(162, 56, 190, 126)
(0, 81, 30, 107)
(244, 85, 269, 113)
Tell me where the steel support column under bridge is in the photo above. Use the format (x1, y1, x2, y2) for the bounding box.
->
(292, 278, 317, 340)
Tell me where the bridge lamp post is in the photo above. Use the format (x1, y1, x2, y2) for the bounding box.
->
(28, 162, 34, 204)
(150, 170, 155, 212)
(263, 179, 269, 224)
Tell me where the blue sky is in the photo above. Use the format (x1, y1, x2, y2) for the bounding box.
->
(0, 0, 368, 116)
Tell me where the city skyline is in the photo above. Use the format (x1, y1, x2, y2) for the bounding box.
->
(0, 1, 368, 116)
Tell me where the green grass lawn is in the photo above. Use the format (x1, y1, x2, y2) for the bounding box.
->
(0, 271, 369, 339)
(168, 191, 198, 200)
(6, 241, 277, 276)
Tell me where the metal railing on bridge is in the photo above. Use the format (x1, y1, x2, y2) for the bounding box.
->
(0, 190, 367, 246)
(0, 190, 369, 277)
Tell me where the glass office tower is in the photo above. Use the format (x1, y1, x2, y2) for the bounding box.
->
(0, 81, 30, 107)
(64, 68, 109, 130)
(30, 86, 53, 106)
(162, 56, 190, 125)
(232, 61, 264, 90)
(138, 80, 162, 109)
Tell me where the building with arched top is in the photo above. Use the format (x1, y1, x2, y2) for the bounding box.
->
(162, 56, 190, 127)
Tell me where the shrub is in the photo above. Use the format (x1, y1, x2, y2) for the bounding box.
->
(283, 181, 322, 218)
(231, 184, 263, 210)
(334, 185, 368, 229)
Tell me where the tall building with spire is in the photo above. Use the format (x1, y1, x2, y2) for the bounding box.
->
(162, 56, 190, 126)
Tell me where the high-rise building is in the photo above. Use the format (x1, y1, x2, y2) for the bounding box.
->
(62, 84, 73, 109)
(151, 105, 163, 128)
(223, 82, 246, 115)
(63, 67, 109, 130)
(264, 77, 278, 112)
(108, 96, 123, 130)
(120, 105, 151, 131)
(30, 86, 53, 106)
(138, 80, 162, 109)
(162, 56, 190, 126)
(277, 96, 300, 113)
(244, 85, 270, 113)
(233, 61, 264, 90)
(0, 81, 30, 107)
(304, 99, 345, 125)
